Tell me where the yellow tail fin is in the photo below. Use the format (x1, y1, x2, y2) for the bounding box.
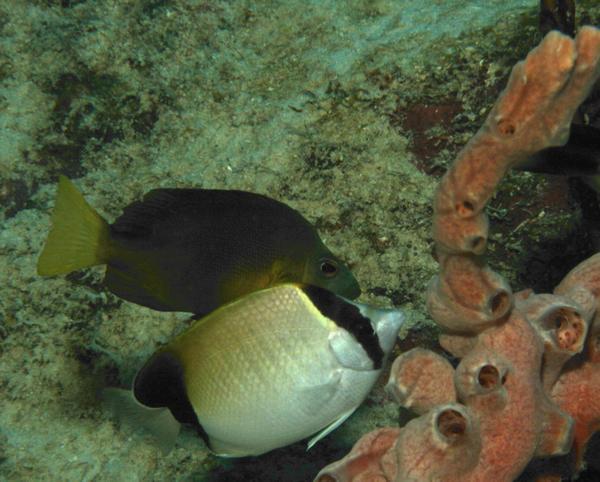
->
(37, 175, 110, 276)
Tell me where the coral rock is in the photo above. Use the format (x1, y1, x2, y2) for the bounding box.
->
(394, 405, 480, 482)
(317, 26, 600, 482)
(427, 254, 512, 333)
(550, 321, 600, 472)
(314, 428, 401, 482)
(517, 292, 593, 389)
(386, 348, 456, 414)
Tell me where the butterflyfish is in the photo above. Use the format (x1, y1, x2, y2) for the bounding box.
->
(37, 176, 360, 315)
(103, 283, 405, 457)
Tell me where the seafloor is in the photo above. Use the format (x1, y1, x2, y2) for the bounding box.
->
(1, 1, 599, 481)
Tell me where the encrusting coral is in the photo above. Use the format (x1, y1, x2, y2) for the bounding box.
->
(545, 254, 600, 477)
(315, 26, 600, 482)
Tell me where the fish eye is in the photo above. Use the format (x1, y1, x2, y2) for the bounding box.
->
(320, 259, 338, 278)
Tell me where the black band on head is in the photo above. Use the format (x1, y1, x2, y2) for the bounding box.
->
(301, 284, 384, 369)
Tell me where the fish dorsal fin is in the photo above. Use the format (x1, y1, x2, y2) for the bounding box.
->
(111, 188, 308, 238)
(111, 189, 184, 237)
(307, 406, 359, 450)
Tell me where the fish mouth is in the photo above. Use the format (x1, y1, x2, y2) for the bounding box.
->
(344, 277, 361, 299)
(332, 267, 361, 299)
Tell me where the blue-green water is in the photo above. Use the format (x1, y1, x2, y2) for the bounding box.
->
(1, 1, 599, 480)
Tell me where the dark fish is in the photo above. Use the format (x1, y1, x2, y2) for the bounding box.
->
(532, 2, 600, 186)
(37, 176, 360, 314)
(518, 124, 600, 177)
(539, 0, 575, 37)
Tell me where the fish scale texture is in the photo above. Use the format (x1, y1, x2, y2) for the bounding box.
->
(170, 286, 380, 456)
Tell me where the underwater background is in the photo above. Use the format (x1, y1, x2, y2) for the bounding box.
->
(1, 0, 599, 480)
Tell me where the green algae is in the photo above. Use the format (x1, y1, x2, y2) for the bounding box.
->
(1, 0, 599, 480)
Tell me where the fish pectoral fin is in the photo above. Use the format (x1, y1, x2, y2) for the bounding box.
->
(306, 406, 359, 450)
(328, 328, 374, 371)
(299, 369, 343, 415)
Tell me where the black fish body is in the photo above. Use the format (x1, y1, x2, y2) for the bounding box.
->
(106, 189, 348, 313)
(519, 124, 600, 177)
(38, 177, 360, 314)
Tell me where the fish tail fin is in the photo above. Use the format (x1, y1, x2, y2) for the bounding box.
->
(37, 175, 110, 276)
(101, 387, 181, 454)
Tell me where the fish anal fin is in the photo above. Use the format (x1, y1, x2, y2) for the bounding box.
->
(104, 264, 176, 312)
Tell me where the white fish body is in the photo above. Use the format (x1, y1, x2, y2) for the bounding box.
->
(112, 284, 405, 457)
